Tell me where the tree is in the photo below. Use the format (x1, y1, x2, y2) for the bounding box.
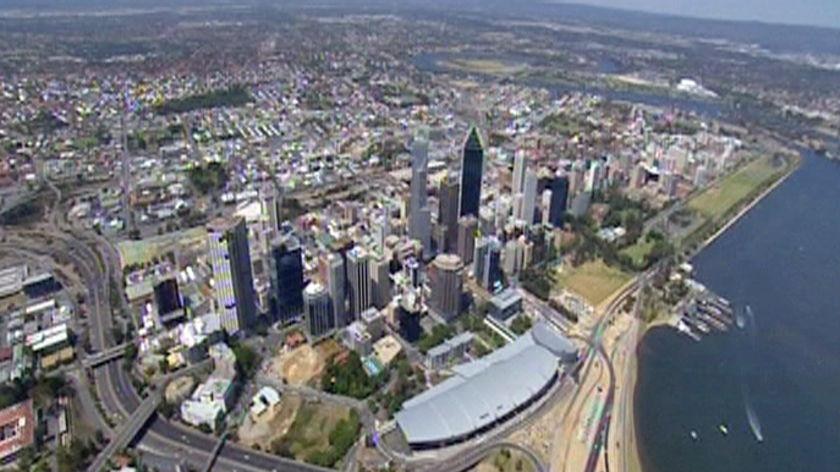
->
(510, 315, 533, 335)
(231, 343, 261, 379)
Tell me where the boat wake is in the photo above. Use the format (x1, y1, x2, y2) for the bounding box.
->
(744, 388, 765, 443)
(736, 305, 747, 329)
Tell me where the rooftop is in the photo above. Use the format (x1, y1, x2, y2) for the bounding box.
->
(0, 399, 34, 461)
(395, 322, 576, 447)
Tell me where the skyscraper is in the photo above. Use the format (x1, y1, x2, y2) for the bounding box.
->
(456, 215, 478, 265)
(428, 254, 464, 323)
(207, 217, 257, 335)
(303, 283, 334, 341)
(518, 170, 538, 224)
(370, 252, 392, 309)
(260, 181, 282, 235)
(346, 246, 372, 321)
(269, 235, 305, 324)
(473, 236, 503, 291)
(459, 127, 484, 218)
(511, 150, 527, 195)
(322, 252, 348, 328)
(548, 175, 569, 228)
(438, 175, 460, 253)
(409, 128, 432, 256)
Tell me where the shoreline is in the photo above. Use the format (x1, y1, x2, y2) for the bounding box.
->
(620, 152, 802, 472)
(693, 153, 802, 254)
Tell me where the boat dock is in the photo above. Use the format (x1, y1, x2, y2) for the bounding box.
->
(673, 280, 734, 341)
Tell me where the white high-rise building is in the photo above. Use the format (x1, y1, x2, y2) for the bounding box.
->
(512, 150, 527, 195)
(519, 170, 538, 224)
(207, 217, 257, 335)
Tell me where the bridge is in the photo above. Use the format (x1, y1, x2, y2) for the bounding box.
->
(87, 391, 161, 472)
(83, 342, 131, 369)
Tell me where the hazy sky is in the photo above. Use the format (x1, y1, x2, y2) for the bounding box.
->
(567, 0, 840, 29)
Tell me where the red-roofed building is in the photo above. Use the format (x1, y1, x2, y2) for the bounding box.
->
(0, 399, 35, 463)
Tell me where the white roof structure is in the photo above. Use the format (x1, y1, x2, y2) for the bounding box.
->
(396, 322, 577, 448)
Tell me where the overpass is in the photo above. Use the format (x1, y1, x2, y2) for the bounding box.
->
(87, 391, 161, 472)
(83, 342, 131, 369)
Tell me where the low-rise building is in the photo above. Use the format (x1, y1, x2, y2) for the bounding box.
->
(425, 332, 474, 371)
(0, 399, 34, 463)
(180, 343, 237, 431)
(488, 288, 523, 323)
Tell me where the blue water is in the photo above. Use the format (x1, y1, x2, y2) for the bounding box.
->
(635, 151, 840, 471)
(412, 51, 726, 119)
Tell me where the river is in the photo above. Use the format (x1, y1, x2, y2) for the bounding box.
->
(634, 150, 840, 471)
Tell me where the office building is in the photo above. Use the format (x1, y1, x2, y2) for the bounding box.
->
(396, 291, 423, 342)
(473, 236, 503, 292)
(303, 283, 334, 341)
(322, 252, 348, 328)
(425, 332, 475, 371)
(260, 182, 282, 235)
(456, 216, 478, 265)
(346, 246, 372, 321)
(154, 277, 184, 325)
(438, 175, 460, 253)
(409, 128, 432, 257)
(370, 252, 392, 309)
(428, 254, 464, 323)
(458, 127, 484, 218)
(518, 170, 538, 224)
(207, 217, 257, 335)
(511, 150, 527, 195)
(548, 175, 569, 228)
(488, 287, 523, 322)
(154, 278, 183, 316)
(269, 235, 305, 324)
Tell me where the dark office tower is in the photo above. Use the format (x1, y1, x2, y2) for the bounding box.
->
(270, 235, 305, 324)
(396, 293, 423, 343)
(549, 175, 570, 228)
(473, 236, 503, 291)
(322, 252, 347, 327)
(207, 217, 257, 335)
(456, 215, 478, 265)
(438, 175, 460, 253)
(154, 278, 183, 318)
(458, 127, 484, 218)
(154, 278, 182, 315)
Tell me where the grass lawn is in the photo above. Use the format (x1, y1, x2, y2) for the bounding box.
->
(688, 155, 784, 221)
(555, 259, 632, 307)
(284, 402, 348, 458)
(621, 237, 655, 268)
(116, 227, 204, 268)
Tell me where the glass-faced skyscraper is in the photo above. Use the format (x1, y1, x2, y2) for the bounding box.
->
(549, 175, 569, 228)
(270, 235, 306, 324)
(458, 127, 484, 218)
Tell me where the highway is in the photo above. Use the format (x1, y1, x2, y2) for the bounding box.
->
(2, 182, 333, 472)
